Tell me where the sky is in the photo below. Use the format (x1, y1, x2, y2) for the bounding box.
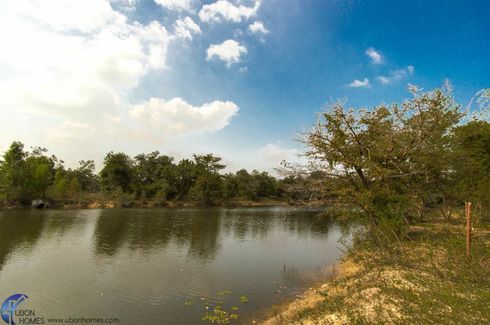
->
(0, 0, 489, 172)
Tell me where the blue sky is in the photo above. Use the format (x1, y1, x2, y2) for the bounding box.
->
(0, 0, 489, 171)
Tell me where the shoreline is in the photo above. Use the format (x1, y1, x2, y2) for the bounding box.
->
(259, 220, 490, 324)
(0, 199, 287, 210)
(0, 199, 330, 211)
(259, 257, 359, 325)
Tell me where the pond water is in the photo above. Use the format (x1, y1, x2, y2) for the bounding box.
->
(0, 207, 350, 324)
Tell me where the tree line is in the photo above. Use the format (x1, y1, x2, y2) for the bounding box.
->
(1, 85, 488, 218)
(0, 144, 321, 207)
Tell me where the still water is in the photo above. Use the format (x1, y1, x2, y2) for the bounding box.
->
(0, 207, 349, 324)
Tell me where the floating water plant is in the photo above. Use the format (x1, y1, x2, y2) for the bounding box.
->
(216, 290, 232, 297)
(192, 290, 248, 324)
(201, 307, 238, 324)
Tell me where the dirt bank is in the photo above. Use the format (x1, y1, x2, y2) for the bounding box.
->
(262, 221, 490, 324)
(0, 199, 294, 210)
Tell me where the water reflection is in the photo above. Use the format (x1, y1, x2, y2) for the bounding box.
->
(42, 211, 82, 237)
(94, 210, 131, 257)
(0, 211, 46, 270)
(187, 210, 222, 261)
(93, 209, 223, 261)
(0, 207, 349, 325)
(92, 207, 334, 263)
(0, 208, 337, 270)
(0, 210, 93, 270)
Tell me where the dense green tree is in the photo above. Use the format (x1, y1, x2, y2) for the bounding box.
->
(190, 154, 226, 204)
(252, 170, 278, 198)
(0, 141, 28, 202)
(222, 173, 239, 200)
(175, 159, 196, 199)
(25, 147, 57, 200)
(234, 169, 257, 199)
(74, 160, 99, 192)
(133, 152, 178, 200)
(0, 142, 284, 206)
(193, 154, 226, 174)
(190, 173, 223, 205)
(100, 152, 134, 193)
(222, 169, 279, 201)
(451, 121, 490, 210)
(49, 168, 81, 202)
(0, 143, 57, 203)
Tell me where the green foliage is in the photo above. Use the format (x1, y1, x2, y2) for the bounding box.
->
(27, 152, 53, 199)
(451, 121, 490, 207)
(0, 142, 285, 207)
(235, 169, 257, 199)
(175, 159, 196, 200)
(0, 142, 57, 204)
(305, 85, 463, 237)
(222, 173, 239, 200)
(100, 152, 134, 193)
(0, 141, 28, 202)
(190, 172, 223, 204)
(48, 169, 81, 202)
(253, 170, 278, 198)
(221, 169, 278, 201)
(190, 154, 225, 205)
(112, 187, 136, 208)
(74, 160, 99, 192)
(133, 151, 177, 200)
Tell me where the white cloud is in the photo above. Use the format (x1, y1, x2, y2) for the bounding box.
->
(0, 0, 171, 120)
(376, 65, 415, 85)
(255, 143, 308, 173)
(110, 0, 139, 11)
(376, 76, 390, 85)
(155, 0, 193, 11)
(233, 29, 244, 37)
(248, 21, 268, 34)
(199, 0, 261, 23)
(259, 143, 298, 164)
(174, 16, 201, 40)
(365, 47, 383, 64)
(349, 78, 370, 88)
(129, 98, 239, 136)
(0, 0, 239, 163)
(45, 119, 97, 142)
(206, 40, 247, 66)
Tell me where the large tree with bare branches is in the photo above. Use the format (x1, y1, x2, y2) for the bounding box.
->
(305, 85, 462, 237)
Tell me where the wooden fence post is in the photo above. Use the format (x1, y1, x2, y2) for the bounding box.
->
(466, 202, 472, 257)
